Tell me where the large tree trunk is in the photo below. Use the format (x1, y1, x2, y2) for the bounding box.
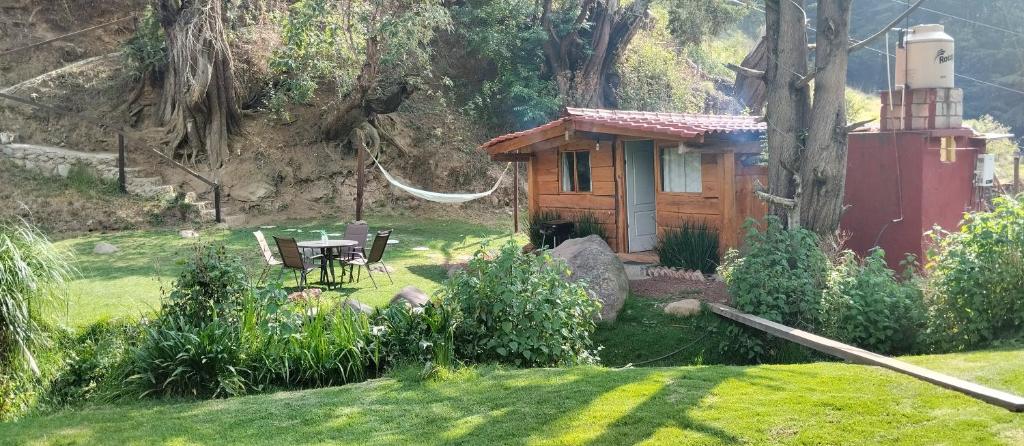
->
(541, 0, 650, 108)
(763, 0, 810, 226)
(799, 0, 853, 233)
(154, 0, 241, 168)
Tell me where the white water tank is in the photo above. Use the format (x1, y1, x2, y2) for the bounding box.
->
(895, 24, 955, 89)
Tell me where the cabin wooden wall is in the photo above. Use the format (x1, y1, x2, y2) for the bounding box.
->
(733, 160, 769, 248)
(530, 138, 619, 250)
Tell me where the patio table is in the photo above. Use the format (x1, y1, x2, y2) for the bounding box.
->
(297, 239, 358, 288)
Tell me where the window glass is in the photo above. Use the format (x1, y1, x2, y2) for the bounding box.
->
(576, 151, 591, 192)
(660, 149, 702, 193)
(561, 152, 575, 192)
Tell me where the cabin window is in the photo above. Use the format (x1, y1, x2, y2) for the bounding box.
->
(660, 149, 702, 193)
(560, 151, 592, 192)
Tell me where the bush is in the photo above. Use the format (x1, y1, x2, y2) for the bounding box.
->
(527, 210, 561, 249)
(656, 221, 720, 273)
(123, 6, 167, 81)
(164, 244, 252, 325)
(373, 301, 458, 373)
(571, 212, 608, 241)
(440, 241, 600, 367)
(925, 195, 1024, 350)
(45, 320, 140, 407)
(823, 250, 926, 355)
(718, 217, 829, 362)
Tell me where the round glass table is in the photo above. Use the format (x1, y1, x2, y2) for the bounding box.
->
(297, 239, 358, 287)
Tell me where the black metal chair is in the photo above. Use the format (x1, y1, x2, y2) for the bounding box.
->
(273, 236, 320, 289)
(347, 230, 394, 288)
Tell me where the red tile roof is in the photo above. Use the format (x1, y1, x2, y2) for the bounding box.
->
(482, 108, 765, 152)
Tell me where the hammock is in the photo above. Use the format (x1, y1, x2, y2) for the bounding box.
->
(368, 152, 512, 203)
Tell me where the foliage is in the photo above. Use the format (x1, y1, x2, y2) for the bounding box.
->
(454, 0, 561, 129)
(122, 5, 167, 80)
(664, 0, 747, 48)
(925, 195, 1024, 350)
(527, 210, 561, 249)
(64, 164, 119, 196)
(964, 115, 1020, 181)
(45, 320, 140, 407)
(0, 220, 74, 378)
(440, 241, 600, 367)
(822, 250, 926, 355)
(163, 244, 252, 325)
(571, 212, 608, 242)
(718, 217, 829, 362)
(846, 87, 881, 124)
(656, 221, 720, 274)
(616, 16, 705, 113)
(373, 301, 457, 373)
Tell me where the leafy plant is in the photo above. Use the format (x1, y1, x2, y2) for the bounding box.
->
(373, 300, 458, 374)
(925, 195, 1024, 350)
(822, 249, 926, 355)
(65, 164, 119, 196)
(164, 244, 252, 325)
(45, 320, 141, 407)
(718, 217, 829, 362)
(527, 210, 561, 249)
(0, 220, 75, 378)
(571, 212, 608, 241)
(123, 6, 167, 81)
(656, 221, 720, 274)
(439, 241, 600, 367)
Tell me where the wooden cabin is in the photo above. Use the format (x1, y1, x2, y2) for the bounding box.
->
(482, 108, 769, 253)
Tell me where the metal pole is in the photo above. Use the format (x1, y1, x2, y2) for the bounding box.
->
(117, 133, 126, 193)
(1013, 153, 1020, 195)
(355, 143, 366, 221)
(513, 162, 520, 233)
(214, 184, 222, 223)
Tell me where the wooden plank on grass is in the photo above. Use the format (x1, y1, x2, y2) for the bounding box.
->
(707, 303, 1024, 412)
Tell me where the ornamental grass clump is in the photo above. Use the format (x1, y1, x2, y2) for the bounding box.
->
(656, 221, 720, 273)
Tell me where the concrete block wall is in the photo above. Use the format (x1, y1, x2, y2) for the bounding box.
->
(880, 87, 964, 131)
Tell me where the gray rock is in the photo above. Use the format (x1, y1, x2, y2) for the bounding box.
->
(664, 299, 702, 317)
(343, 298, 374, 314)
(179, 229, 200, 238)
(390, 285, 429, 307)
(232, 181, 275, 202)
(550, 235, 629, 322)
(93, 242, 119, 255)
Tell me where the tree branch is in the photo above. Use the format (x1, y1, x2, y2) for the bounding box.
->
(796, 0, 926, 89)
(845, 118, 875, 133)
(726, 63, 765, 79)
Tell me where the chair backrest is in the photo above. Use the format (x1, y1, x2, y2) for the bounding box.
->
(273, 236, 306, 269)
(253, 231, 276, 264)
(343, 221, 369, 249)
(366, 230, 392, 263)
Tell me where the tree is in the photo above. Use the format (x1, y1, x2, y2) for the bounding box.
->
(152, 0, 242, 168)
(753, 0, 923, 234)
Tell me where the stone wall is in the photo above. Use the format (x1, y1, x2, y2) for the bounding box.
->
(0, 143, 118, 179)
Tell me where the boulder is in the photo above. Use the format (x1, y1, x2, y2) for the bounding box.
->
(232, 181, 275, 202)
(664, 299, 702, 317)
(391, 285, 429, 307)
(179, 229, 200, 238)
(550, 235, 629, 322)
(343, 298, 374, 314)
(93, 242, 119, 255)
(287, 288, 322, 302)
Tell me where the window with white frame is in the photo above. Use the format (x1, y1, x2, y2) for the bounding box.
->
(660, 148, 702, 193)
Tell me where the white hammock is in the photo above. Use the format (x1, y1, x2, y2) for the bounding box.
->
(368, 152, 511, 203)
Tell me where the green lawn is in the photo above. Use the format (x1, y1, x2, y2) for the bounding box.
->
(50, 214, 521, 327)
(2, 349, 1023, 445)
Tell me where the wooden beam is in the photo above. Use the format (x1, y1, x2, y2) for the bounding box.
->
(491, 153, 534, 162)
(486, 122, 567, 155)
(707, 303, 1024, 412)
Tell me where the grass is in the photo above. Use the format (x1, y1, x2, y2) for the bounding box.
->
(49, 214, 521, 328)
(2, 348, 1023, 445)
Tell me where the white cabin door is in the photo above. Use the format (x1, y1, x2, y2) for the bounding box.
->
(625, 140, 657, 252)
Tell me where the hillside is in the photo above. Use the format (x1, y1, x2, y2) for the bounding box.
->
(2, 348, 1023, 445)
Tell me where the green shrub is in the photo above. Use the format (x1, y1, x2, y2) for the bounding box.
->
(823, 250, 926, 355)
(126, 316, 249, 399)
(164, 244, 252, 325)
(374, 301, 458, 373)
(527, 210, 561, 249)
(65, 164, 118, 196)
(718, 217, 829, 362)
(440, 241, 600, 367)
(925, 195, 1024, 350)
(571, 212, 608, 241)
(123, 6, 167, 81)
(45, 320, 140, 407)
(656, 221, 720, 273)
